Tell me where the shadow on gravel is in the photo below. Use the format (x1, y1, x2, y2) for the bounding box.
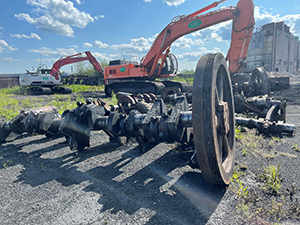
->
(0, 135, 226, 224)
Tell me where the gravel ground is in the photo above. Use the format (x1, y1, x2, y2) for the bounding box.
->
(1, 84, 300, 224)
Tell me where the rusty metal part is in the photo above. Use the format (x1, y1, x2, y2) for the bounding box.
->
(251, 67, 270, 96)
(234, 94, 287, 122)
(235, 117, 294, 135)
(235, 94, 292, 135)
(94, 98, 117, 115)
(116, 92, 155, 114)
(161, 87, 182, 102)
(192, 53, 235, 185)
(0, 106, 61, 142)
(231, 67, 270, 97)
(162, 90, 193, 104)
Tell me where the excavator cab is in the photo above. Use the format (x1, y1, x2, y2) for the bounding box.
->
(156, 53, 178, 76)
(39, 69, 52, 75)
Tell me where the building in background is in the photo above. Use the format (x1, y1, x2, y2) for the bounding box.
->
(245, 22, 300, 73)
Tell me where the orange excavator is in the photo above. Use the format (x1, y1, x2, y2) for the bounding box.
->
(103, 0, 255, 96)
(20, 51, 103, 95)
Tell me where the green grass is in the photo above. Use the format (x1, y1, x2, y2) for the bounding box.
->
(173, 76, 194, 84)
(238, 131, 263, 157)
(230, 166, 252, 219)
(257, 163, 282, 195)
(155, 75, 194, 84)
(0, 94, 21, 120)
(0, 85, 102, 121)
(230, 165, 249, 199)
(292, 143, 300, 152)
(51, 94, 85, 115)
(0, 84, 104, 96)
(0, 86, 26, 95)
(66, 84, 104, 93)
(2, 160, 13, 168)
(268, 136, 283, 147)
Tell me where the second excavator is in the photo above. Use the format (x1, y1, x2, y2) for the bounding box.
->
(19, 51, 103, 95)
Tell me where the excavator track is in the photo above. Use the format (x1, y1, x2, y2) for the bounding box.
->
(26, 87, 52, 95)
(26, 86, 72, 95)
(105, 81, 165, 96)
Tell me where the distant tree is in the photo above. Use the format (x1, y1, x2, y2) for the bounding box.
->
(100, 59, 109, 67)
(181, 69, 195, 75)
(74, 59, 108, 78)
(74, 62, 86, 76)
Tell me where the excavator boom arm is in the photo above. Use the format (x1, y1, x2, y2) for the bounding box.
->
(141, 0, 254, 75)
(50, 51, 103, 80)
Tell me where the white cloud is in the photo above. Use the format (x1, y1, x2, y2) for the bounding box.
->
(94, 40, 109, 48)
(94, 15, 105, 20)
(83, 41, 109, 48)
(192, 21, 232, 43)
(163, 0, 185, 6)
(176, 47, 221, 61)
(254, 6, 280, 29)
(28, 47, 77, 56)
(172, 37, 203, 49)
(11, 33, 41, 40)
(2, 57, 21, 62)
(0, 26, 4, 36)
(109, 53, 122, 60)
(175, 47, 222, 71)
(74, 0, 83, 4)
(38, 57, 61, 62)
(92, 52, 108, 61)
(110, 37, 151, 56)
(2, 57, 13, 61)
(83, 42, 93, 48)
(0, 39, 18, 53)
(143, 0, 185, 6)
(282, 14, 300, 35)
(15, 0, 95, 37)
(254, 6, 300, 36)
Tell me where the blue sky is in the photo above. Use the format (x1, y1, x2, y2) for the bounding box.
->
(1, 0, 300, 74)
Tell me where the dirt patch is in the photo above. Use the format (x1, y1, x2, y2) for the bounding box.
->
(1, 85, 300, 224)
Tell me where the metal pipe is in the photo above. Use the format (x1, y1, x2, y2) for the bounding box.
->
(179, 111, 193, 127)
(235, 117, 294, 134)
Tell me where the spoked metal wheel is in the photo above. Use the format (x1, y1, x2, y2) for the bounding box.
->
(192, 53, 235, 185)
(251, 67, 270, 96)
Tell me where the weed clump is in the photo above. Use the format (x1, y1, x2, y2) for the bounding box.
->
(257, 162, 282, 195)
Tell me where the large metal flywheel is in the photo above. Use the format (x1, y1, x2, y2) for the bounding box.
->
(192, 53, 235, 185)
